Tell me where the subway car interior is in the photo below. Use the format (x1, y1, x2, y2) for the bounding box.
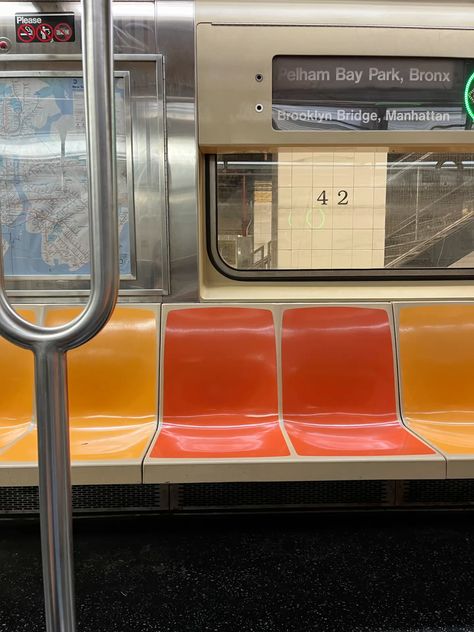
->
(2, 0, 474, 628)
(0, 0, 473, 512)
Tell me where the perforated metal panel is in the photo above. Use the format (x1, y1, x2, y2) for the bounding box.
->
(0, 485, 167, 515)
(401, 480, 474, 506)
(4, 480, 474, 516)
(171, 481, 395, 511)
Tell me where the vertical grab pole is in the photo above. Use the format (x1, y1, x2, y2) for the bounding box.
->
(0, 0, 117, 623)
(0, 1, 117, 630)
(36, 3, 117, 630)
(37, 347, 75, 632)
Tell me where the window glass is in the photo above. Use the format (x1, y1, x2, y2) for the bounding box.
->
(215, 150, 474, 271)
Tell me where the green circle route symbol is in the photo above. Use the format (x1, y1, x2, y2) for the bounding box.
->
(464, 72, 474, 121)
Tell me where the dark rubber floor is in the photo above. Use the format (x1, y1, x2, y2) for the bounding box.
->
(0, 512, 474, 632)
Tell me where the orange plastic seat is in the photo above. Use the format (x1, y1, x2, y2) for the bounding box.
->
(398, 304, 474, 461)
(0, 306, 158, 483)
(0, 310, 34, 459)
(150, 307, 289, 459)
(282, 306, 436, 457)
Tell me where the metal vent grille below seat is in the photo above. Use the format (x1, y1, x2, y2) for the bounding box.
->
(402, 480, 474, 505)
(172, 481, 394, 511)
(0, 485, 166, 515)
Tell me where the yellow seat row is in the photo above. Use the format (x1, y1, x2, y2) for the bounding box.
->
(0, 306, 158, 485)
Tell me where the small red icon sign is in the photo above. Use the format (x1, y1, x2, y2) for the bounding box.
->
(53, 23, 73, 42)
(16, 14, 75, 44)
(36, 23, 53, 42)
(17, 24, 35, 43)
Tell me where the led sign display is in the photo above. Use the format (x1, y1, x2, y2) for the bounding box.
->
(273, 57, 474, 131)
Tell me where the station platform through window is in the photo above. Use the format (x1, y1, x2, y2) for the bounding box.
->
(215, 150, 474, 274)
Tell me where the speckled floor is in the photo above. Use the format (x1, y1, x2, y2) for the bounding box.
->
(0, 512, 473, 632)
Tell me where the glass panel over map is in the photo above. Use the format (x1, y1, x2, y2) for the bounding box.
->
(0, 75, 132, 277)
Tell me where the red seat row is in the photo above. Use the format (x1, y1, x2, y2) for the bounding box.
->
(146, 306, 440, 481)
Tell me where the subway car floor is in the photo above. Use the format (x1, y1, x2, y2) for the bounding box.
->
(0, 512, 473, 632)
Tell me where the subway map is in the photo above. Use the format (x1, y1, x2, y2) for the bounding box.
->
(0, 75, 131, 276)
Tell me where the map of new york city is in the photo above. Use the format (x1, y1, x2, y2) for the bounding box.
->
(0, 76, 131, 276)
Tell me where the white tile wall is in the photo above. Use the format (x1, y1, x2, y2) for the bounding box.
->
(277, 150, 387, 269)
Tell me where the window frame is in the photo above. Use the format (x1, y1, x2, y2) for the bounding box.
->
(206, 154, 474, 282)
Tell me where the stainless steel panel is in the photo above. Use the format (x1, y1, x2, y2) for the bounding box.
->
(122, 56, 169, 295)
(157, 0, 199, 302)
(0, 2, 156, 56)
(196, 0, 474, 29)
(113, 1, 156, 54)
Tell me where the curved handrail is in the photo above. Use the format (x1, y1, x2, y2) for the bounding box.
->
(0, 0, 118, 351)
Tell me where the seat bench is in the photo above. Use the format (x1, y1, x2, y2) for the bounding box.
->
(144, 304, 443, 483)
(5, 302, 466, 485)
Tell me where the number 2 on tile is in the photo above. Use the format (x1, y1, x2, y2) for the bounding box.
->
(338, 190, 349, 205)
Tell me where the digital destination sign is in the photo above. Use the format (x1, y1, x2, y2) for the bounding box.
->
(272, 56, 474, 132)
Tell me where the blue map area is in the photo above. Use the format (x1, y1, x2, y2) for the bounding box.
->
(0, 76, 131, 277)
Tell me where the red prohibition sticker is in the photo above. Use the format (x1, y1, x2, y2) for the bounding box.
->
(53, 23, 73, 42)
(17, 24, 35, 43)
(16, 14, 76, 44)
(36, 23, 53, 42)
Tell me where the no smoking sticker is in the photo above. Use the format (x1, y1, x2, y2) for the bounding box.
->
(15, 13, 75, 43)
(17, 24, 35, 43)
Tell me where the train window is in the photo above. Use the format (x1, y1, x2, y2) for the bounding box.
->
(211, 150, 474, 278)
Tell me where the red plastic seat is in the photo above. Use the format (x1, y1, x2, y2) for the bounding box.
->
(282, 306, 436, 457)
(150, 307, 289, 458)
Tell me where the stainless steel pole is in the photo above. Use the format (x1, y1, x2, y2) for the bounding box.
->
(0, 1, 118, 630)
(36, 347, 75, 631)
